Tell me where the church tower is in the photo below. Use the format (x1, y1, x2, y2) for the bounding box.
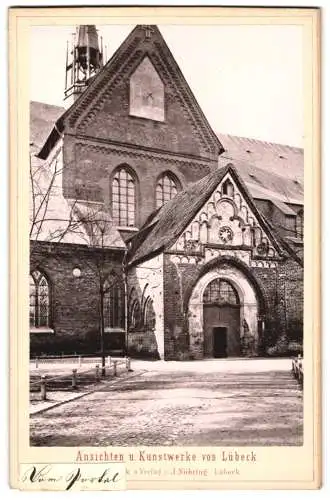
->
(64, 25, 103, 106)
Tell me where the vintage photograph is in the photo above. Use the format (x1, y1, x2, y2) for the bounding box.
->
(27, 21, 306, 449)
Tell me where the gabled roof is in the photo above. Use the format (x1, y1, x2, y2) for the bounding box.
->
(218, 133, 303, 182)
(30, 101, 65, 153)
(218, 154, 303, 205)
(127, 163, 296, 266)
(30, 105, 303, 208)
(38, 24, 223, 159)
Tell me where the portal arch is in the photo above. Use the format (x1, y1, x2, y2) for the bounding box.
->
(187, 264, 260, 359)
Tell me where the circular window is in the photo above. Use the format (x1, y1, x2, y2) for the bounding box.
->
(219, 226, 234, 244)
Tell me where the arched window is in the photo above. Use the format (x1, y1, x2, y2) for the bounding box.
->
(103, 276, 124, 330)
(30, 270, 51, 327)
(222, 179, 234, 197)
(144, 297, 156, 330)
(203, 279, 239, 306)
(130, 300, 141, 330)
(296, 209, 304, 239)
(156, 173, 180, 208)
(112, 167, 136, 227)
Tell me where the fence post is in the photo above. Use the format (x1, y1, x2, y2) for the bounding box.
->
(35, 357, 39, 369)
(126, 357, 132, 372)
(113, 360, 118, 377)
(107, 356, 111, 368)
(95, 364, 100, 382)
(72, 369, 77, 389)
(40, 375, 47, 401)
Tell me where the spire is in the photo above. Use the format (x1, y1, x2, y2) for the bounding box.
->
(64, 25, 103, 105)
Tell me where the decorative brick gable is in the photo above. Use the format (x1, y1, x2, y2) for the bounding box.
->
(168, 171, 281, 267)
(62, 26, 222, 160)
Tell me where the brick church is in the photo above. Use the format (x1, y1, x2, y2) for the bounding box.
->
(30, 25, 304, 360)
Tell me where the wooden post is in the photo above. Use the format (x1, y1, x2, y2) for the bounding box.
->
(113, 360, 118, 377)
(72, 369, 77, 389)
(40, 375, 46, 401)
(107, 356, 111, 368)
(35, 357, 39, 369)
(126, 357, 132, 372)
(95, 364, 100, 382)
(298, 358, 303, 383)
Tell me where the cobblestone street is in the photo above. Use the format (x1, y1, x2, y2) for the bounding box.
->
(30, 359, 303, 447)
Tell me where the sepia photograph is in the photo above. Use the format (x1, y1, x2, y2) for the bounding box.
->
(28, 21, 304, 448)
(8, 5, 321, 490)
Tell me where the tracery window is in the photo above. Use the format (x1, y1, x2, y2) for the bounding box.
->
(103, 277, 124, 329)
(156, 173, 180, 208)
(29, 270, 51, 328)
(112, 167, 136, 227)
(203, 279, 239, 306)
(144, 297, 156, 330)
(130, 300, 142, 330)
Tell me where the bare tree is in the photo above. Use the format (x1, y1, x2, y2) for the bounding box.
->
(29, 147, 127, 373)
(29, 149, 84, 257)
(72, 201, 127, 375)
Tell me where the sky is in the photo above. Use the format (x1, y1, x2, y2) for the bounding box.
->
(30, 24, 304, 147)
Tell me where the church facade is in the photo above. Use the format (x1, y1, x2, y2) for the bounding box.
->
(30, 25, 303, 360)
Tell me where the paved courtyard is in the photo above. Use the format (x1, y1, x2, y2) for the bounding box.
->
(30, 358, 303, 447)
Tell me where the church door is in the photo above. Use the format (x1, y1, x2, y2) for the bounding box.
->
(203, 279, 241, 358)
(213, 327, 227, 357)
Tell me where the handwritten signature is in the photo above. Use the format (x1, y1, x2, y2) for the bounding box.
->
(21, 465, 122, 490)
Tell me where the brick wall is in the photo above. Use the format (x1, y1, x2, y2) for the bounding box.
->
(61, 46, 219, 229)
(30, 241, 303, 359)
(63, 136, 215, 228)
(127, 254, 164, 359)
(30, 241, 125, 356)
(252, 259, 303, 349)
(163, 254, 303, 360)
(82, 82, 212, 158)
(127, 329, 160, 360)
(163, 256, 194, 360)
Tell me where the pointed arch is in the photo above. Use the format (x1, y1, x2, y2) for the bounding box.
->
(103, 273, 125, 330)
(30, 269, 51, 328)
(155, 171, 182, 208)
(130, 299, 142, 330)
(221, 178, 234, 197)
(203, 279, 239, 306)
(141, 283, 149, 307)
(111, 165, 138, 227)
(143, 296, 156, 330)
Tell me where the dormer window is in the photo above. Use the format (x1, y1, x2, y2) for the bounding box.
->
(296, 209, 304, 239)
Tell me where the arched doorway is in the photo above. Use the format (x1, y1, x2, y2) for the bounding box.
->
(187, 265, 260, 359)
(203, 279, 240, 357)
